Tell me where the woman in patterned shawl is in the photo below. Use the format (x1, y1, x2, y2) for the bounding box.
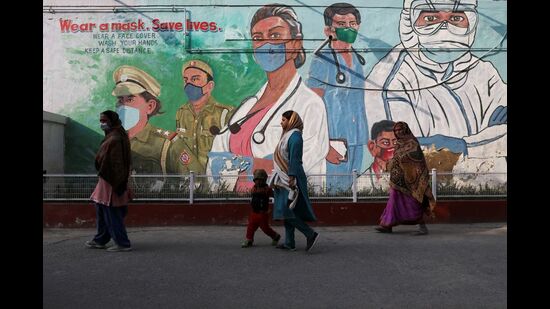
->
(375, 121, 436, 235)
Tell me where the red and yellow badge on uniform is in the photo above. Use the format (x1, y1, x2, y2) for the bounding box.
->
(180, 151, 191, 165)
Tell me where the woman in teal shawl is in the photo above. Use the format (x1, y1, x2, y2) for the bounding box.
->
(269, 110, 320, 252)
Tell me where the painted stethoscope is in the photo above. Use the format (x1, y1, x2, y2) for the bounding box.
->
(209, 77, 302, 144)
(314, 35, 366, 84)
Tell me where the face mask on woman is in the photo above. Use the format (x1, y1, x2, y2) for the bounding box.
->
(116, 105, 140, 129)
(253, 42, 288, 72)
(100, 122, 110, 131)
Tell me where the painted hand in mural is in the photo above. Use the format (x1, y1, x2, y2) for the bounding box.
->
(208, 151, 253, 191)
(418, 135, 468, 156)
(326, 145, 346, 164)
(488, 106, 507, 127)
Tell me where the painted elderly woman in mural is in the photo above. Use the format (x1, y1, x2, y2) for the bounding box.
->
(207, 3, 329, 192)
(364, 0, 507, 176)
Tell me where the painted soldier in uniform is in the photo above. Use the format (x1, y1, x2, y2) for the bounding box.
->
(112, 65, 203, 184)
(177, 60, 233, 173)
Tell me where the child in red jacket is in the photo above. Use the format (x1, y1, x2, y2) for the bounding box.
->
(241, 169, 281, 248)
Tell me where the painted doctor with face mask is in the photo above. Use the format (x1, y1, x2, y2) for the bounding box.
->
(364, 0, 507, 174)
(208, 4, 329, 192)
(307, 2, 370, 193)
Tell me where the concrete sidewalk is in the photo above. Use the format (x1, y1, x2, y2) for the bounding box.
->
(43, 223, 507, 308)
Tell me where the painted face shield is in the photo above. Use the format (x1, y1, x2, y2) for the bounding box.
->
(410, 1, 478, 63)
(411, 0, 477, 36)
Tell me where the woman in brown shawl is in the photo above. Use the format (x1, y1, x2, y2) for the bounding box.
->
(374, 122, 436, 235)
(86, 110, 133, 252)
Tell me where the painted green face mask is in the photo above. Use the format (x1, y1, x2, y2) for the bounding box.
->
(335, 27, 358, 43)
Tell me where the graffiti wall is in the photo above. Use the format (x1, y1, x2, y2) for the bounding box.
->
(43, 0, 507, 192)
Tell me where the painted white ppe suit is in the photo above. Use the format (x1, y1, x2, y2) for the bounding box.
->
(364, 0, 507, 174)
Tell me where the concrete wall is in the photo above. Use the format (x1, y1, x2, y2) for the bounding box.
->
(43, 200, 507, 228)
(43, 111, 68, 174)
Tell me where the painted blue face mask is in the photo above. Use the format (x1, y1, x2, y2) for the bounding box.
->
(116, 105, 140, 130)
(253, 42, 287, 72)
(184, 83, 205, 102)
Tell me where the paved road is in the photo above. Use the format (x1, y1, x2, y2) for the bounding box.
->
(44, 223, 507, 308)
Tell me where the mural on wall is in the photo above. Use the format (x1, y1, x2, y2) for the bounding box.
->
(364, 0, 507, 187)
(42, 0, 507, 192)
(178, 60, 234, 174)
(361, 120, 397, 189)
(306, 3, 369, 192)
(208, 4, 329, 192)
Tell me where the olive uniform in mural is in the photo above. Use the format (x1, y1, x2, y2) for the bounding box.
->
(111, 65, 202, 177)
(130, 123, 202, 175)
(177, 60, 233, 172)
(176, 99, 232, 171)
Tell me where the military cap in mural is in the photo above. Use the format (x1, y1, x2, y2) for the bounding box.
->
(182, 59, 214, 79)
(112, 65, 161, 98)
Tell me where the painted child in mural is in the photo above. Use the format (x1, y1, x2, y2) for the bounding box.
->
(359, 120, 460, 191)
(176, 60, 234, 174)
(359, 120, 396, 190)
(364, 0, 507, 178)
(307, 2, 370, 192)
(207, 4, 329, 192)
(112, 65, 202, 191)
